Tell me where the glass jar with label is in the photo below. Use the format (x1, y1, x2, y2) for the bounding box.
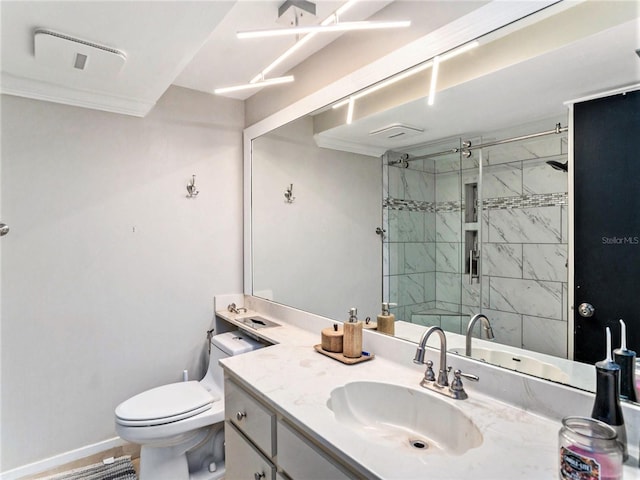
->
(559, 416, 623, 480)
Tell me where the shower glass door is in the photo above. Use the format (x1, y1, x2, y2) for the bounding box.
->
(383, 138, 481, 335)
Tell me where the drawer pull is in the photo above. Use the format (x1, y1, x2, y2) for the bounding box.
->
(236, 411, 247, 421)
(254, 472, 265, 480)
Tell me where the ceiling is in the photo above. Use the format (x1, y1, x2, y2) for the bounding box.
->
(314, 14, 640, 156)
(0, 0, 408, 115)
(2, 0, 637, 128)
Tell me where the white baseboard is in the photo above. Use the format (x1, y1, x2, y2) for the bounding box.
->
(1, 437, 126, 480)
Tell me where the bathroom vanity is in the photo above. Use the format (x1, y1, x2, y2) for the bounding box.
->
(214, 295, 640, 479)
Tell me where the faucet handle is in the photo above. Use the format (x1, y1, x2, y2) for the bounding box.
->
(450, 369, 479, 398)
(454, 369, 479, 383)
(423, 360, 436, 382)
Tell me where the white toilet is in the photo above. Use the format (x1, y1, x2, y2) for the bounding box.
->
(115, 331, 264, 480)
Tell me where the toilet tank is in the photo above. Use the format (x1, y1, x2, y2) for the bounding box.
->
(202, 331, 264, 391)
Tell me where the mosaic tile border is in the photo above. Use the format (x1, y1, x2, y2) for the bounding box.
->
(384, 192, 568, 213)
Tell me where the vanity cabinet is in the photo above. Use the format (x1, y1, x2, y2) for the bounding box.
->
(276, 419, 352, 480)
(224, 376, 358, 480)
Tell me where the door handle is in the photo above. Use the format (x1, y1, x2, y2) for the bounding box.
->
(578, 303, 595, 318)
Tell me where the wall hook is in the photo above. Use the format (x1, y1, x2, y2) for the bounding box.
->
(186, 175, 199, 198)
(284, 184, 295, 203)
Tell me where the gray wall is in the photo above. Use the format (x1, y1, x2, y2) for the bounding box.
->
(0, 86, 244, 470)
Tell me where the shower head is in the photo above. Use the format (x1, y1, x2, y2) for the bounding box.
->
(546, 160, 568, 172)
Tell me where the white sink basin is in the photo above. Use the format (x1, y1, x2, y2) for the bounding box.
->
(449, 347, 569, 383)
(328, 381, 483, 455)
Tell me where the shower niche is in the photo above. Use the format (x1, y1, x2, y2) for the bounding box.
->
(383, 120, 569, 356)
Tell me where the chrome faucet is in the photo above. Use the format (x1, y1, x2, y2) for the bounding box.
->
(465, 314, 495, 356)
(414, 325, 479, 399)
(414, 326, 449, 388)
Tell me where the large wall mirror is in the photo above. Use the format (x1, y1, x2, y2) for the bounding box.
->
(247, 1, 640, 404)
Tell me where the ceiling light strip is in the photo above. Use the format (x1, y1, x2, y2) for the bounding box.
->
(346, 97, 355, 124)
(427, 56, 440, 106)
(250, 0, 359, 84)
(214, 76, 294, 95)
(238, 20, 411, 39)
(332, 40, 479, 109)
(332, 61, 434, 109)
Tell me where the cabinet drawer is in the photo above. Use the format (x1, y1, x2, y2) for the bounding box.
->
(277, 420, 353, 480)
(225, 421, 275, 480)
(225, 378, 276, 457)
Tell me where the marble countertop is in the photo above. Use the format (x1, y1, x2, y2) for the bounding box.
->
(216, 306, 639, 479)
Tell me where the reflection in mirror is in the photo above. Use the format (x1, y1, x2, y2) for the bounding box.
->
(252, 117, 382, 321)
(249, 2, 640, 403)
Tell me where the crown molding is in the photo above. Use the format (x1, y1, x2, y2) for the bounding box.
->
(0, 73, 155, 117)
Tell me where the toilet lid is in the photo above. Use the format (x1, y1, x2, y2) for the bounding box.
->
(115, 381, 218, 427)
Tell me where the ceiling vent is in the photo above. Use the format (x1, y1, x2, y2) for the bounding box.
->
(34, 29, 126, 76)
(369, 123, 424, 141)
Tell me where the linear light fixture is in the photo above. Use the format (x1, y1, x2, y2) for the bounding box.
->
(346, 97, 355, 124)
(250, 0, 358, 83)
(332, 61, 434, 109)
(213, 75, 294, 95)
(238, 20, 411, 39)
(427, 56, 440, 106)
(332, 40, 480, 117)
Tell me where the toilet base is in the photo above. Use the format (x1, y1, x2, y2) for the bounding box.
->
(137, 424, 225, 480)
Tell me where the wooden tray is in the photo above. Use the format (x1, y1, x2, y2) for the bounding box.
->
(313, 344, 375, 365)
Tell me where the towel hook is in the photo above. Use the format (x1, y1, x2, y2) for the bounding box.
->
(284, 184, 295, 203)
(186, 175, 199, 198)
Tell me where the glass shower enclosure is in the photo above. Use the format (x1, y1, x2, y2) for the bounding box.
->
(382, 124, 569, 356)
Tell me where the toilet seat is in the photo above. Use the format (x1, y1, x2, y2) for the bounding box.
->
(115, 381, 219, 427)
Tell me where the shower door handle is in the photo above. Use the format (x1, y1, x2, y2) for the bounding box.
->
(0, 223, 9, 237)
(468, 250, 479, 284)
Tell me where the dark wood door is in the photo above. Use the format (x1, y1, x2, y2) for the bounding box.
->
(574, 89, 640, 364)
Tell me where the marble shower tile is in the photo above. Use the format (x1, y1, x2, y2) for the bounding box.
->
(489, 277, 563, 320)
(482, 309, 523, 348)
(434, 152, 461, 174)
(522, 156, 568, 195)
(425, 213, 436, 242)
(388, 275, 399, 307)
(435, 272, 462, 305)
(412, 313, 441, 327)
(435, 171, 461, 202)
(522, 316, 568, 357)
(404, 169, 435, 203)
(405, 301, 436, 318)
(388, 210, 425, 242)
(441, 315, 463, 334)
(482, 243, 523, 278)
(387, 165, 403, 199)
(436, 212, 462, 242)
(561, 205, 568, 244)
(436, 242, 461, 273)
(462, 280, 481, 309)
(488, 206, 561, 243)
(523, 244, 567, 282)
(485, 136, 563, 164)
(483, 162, 522, 198)
(398, 273, 426, 306)
(386, 242, 404, 275)
(404, 242, 435, 274)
